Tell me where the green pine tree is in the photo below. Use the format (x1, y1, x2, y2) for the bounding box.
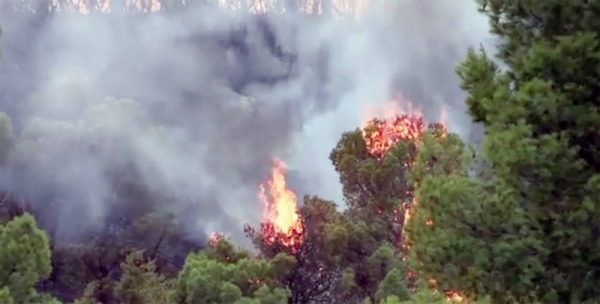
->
(0, 214, 62, 304)
(406, 1, 600, 303)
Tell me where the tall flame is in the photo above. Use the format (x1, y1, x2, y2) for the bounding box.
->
(258, 158, 304, 253)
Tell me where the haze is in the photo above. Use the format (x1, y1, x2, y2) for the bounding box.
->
(0, 0, 492, 245)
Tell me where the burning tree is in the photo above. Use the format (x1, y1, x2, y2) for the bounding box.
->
(256, 158, 305, 254)
(327, 100, 454, 302)
(239, 102, 463, 303)
(245, 159, 345, 303)
(333, 102, 445, 247)
(358, 104, 468, 302)
(245, 158, 304, 257)
(404, 1, 600, 303)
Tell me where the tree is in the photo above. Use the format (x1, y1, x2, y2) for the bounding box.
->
(72, 282, 101, 304)
(42, 209, 201, 303)
(0, 288, 14, 304)
(275, 196, 345, 303)
(327, 119, 444, 302)
(114, 250, 173, 304)
(328, 126, 412, 302)
(406, 1, 600, 303)
(379, 286, 491, 304)
(245, 194, 353, 303)
(374, 268, 410, 303)
(0, 214, 61, 304)
(171, 237, 293, 304)
(406, 131, 510, 301)
(1, 37, 62, 304)
(71, 250, 173, 304)
(244, 192, 409, 304)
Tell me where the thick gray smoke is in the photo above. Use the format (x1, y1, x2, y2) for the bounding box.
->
(0, 0, 492, 245)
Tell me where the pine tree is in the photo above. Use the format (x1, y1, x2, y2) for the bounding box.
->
(0, 214, 61, 304)
(406, 1, 600, 303)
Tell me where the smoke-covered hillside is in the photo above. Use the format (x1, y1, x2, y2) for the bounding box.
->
(0, 0, 490, 245)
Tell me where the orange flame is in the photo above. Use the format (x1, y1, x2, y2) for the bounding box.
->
(258, 158, 304, 253)
(360, 99, 425, 158)
(360, 97, 463, 302)
(208, 232, 222, 247)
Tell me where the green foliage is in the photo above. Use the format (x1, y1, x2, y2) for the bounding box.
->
(284, 196, 345, 302)
(379, 287, 491, 304)
(45, 243, 119, 302)
(172, 238, 293, 304)
(374, 268, 410, 303)
(395, 287, 447, 304)
(379, 289, 445, 304)
(330, 128, 415, 220)
(0, 288, 14, 304)
(114, 250, 173, 304)
(42, 209, 199, 302)
(0, 214, 52, 302)
(245, 195, 347, 303)
(63, 249, 173, 304)
(30, 293, 64, 304)
(72, 282, 101, 304)
(327, 126, 423, 301)
(0, 214, 60, 304)
(407, 1, 600, 303)
(327, 121, 449, 302)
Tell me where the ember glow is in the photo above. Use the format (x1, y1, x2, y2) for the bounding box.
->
(258, 158, 304, 253)
(361, 101, 425, 159)
(446, 291, 465, 302)
(360, 99, 425, 250)
(360, 99, 463, 302)
(208, 232, 223, 247)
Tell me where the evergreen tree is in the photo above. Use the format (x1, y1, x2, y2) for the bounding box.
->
(406, 1, 600, 303)
(171, 237, 293, 304)
(0, 214, 61, 304)
(114, 250, 173, 304)
(374, 268, 410, 303)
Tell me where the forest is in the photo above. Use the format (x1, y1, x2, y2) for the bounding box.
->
(1, 0, 600, 304)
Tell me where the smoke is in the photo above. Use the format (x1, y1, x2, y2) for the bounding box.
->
(0, 0, 492, 245)
(287, 0, 492, 205)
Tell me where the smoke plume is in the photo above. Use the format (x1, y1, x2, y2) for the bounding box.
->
(0, 0, 491, 245)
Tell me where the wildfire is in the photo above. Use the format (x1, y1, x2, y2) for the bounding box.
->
(360, 98, 463, 302)
(258, 158, 304, 253)
(208, 232, 222, 247)
(360, 101, 425, 158)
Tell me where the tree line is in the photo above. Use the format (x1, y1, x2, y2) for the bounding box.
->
(0, 0, 349, 16)
(1, 0, 599, 303)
